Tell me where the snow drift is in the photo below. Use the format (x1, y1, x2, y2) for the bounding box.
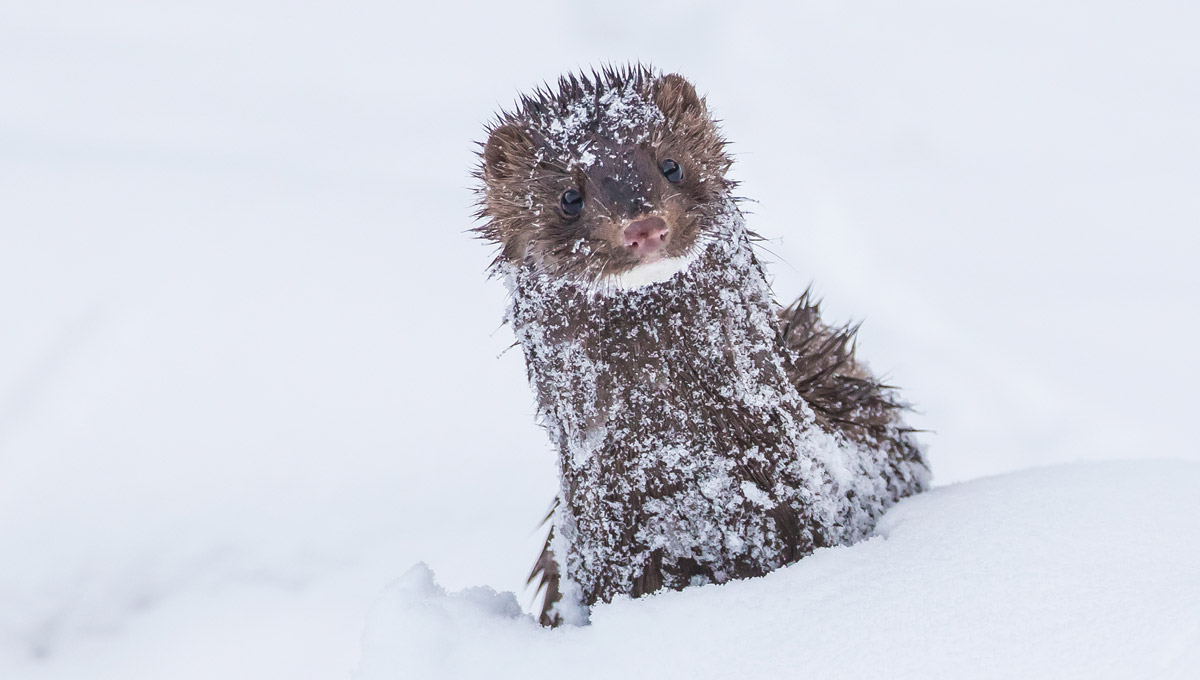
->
(356, 461, 1200, 680)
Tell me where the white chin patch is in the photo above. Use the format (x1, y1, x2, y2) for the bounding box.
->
(604, 250, 701, 291)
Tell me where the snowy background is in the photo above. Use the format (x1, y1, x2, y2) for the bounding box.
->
(1, 1, 1197, 678)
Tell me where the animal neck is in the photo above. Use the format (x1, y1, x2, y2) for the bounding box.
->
(504, 219, 801, 460)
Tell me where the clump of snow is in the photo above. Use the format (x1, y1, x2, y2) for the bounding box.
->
(354, 563, 532, 680)
(356, 461, 1200, 680)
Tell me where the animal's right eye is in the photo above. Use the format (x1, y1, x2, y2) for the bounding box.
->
(560, 189, 584, 217)
(660, 159, 683, 183)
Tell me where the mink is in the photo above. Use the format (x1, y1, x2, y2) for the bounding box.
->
(474, 65, 931, 626)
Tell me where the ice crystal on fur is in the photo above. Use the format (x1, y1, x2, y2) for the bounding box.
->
(504, 200, 928, 622)
(476, 65, 931, 625)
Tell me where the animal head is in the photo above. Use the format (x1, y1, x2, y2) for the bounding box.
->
(476, 65, 734, 289)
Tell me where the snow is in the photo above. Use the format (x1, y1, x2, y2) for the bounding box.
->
(356, 461, 1200, 680)
(1, 1, 1198, 679)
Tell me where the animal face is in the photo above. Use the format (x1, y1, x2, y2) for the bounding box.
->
(477, 67, 734, 288)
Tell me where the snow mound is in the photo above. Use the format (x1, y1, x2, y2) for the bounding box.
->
(356, 461, 1200, 680)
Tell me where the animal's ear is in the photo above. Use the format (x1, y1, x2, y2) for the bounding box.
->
(483, 124, 534, 180)
(653, 73, 706, 121)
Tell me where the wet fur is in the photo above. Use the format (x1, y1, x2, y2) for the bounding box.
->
(475, 65, 929, 626)
(475, 65, 730, 283)
(524, 290, 924, 625)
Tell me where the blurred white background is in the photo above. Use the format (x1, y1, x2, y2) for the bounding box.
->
(1, 1, 1197, 677)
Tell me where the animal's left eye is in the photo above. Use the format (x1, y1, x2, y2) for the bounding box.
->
(560, 188, 584, 217)
(660, 159, 683, 183)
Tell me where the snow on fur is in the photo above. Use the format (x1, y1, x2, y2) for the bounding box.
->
(504, 194, 929, 617)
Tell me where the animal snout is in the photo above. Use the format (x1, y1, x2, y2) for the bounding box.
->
(623, 216, 669, 257)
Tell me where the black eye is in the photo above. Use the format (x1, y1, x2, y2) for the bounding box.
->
(560, 188, 584, 217)
(660, 159, 683, 183)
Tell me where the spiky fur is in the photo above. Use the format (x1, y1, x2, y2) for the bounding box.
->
(474, 65, 931, 626)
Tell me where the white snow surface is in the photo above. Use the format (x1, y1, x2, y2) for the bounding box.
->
(1, 1, 1198, 679)
(357, 461, 1200, 680)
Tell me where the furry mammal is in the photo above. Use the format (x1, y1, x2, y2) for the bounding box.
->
(475, 65, 931, 626)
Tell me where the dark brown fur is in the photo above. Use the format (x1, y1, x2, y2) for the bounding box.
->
(475, 66, 732, 284)
(523, 292, 921, 625)
(476, 65, 928, 626)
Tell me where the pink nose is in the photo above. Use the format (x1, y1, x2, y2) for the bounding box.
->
(623, 217, 669, 256)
